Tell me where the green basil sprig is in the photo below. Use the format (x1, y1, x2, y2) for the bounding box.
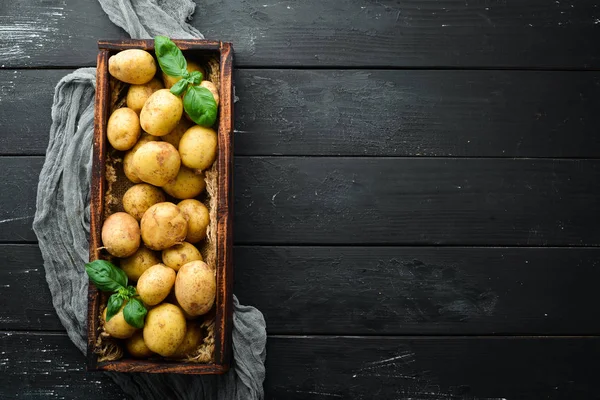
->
(154, 36, 218, 128)
(85, 260, 147, 328)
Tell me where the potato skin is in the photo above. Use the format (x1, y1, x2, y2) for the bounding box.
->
(107, 108, 141, 151)
(132, 141, 181, 187)
(103, 304, 137, 339)
(177, 199, 210, 243)
(126, 78, 164, 114)
(162, 242, 203, 271)
(178, 125, 218, 170)
(123, 133, 160, 183)
(108, 49, 156, 84)
(137, 263, 176, 306)
(140, 89, 183, 136)
(143, 303, 187, 356)
(161, 119, 192, 150)
(140, 202, 188, 250)
(162, 60, 205, 89)
(162, 166, 205, 199)
(125, 331, 154, 358)
(175, 261, 216, 317)
(120, 245, 161, 281)
(200, 80, 219, 105)
(101, 212, 140, 257)
(167, 322, 203, 359)
(123, 183, 165, 221)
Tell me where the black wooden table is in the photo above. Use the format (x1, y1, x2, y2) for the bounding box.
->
(1, 1, 599, 398)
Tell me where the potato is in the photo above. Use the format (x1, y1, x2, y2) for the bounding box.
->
(120, 245, 161, 281)
(143, 303, 187, 357)
(103, 303, 136, 339)
(162, 60, 205, 89)
(175, 261, 216, 317)
(125, 331, 154, 358)
(161, 119, 192, 149)
(101, 212, 140, 257)
(162, 166, 205, 199)
(108, 49, 156, 84)
(140, 202, 188, 250)
(200, 80, 219, 105)
(178, 126, 218, 170)
(123, 183, 165, 221)
(132, 141, 180, 187)
(123, 133, 160, 184)
(137, 263, 176, 306)
(106, 107, 141, 151)
(167, 322, 203, 359)
(177, 199, 210, 243)
(126, 78, 164, 114)
(140, 89, 183, 136)
(162, 242, 203, 271)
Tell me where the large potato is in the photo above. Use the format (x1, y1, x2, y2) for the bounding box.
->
(140, 89, 183, 136)
(125, 331, 154, 358)
(108, 49, 156, 84)
(161, 119, 192, 150)
(137, 263, 176, 306)
(140, 202, 188, 250)
(103, 303, 136, 339)
(123, 183, 165, 221)
(162, 242, 203, 271)
(162, 166, 205, 199)
(132, 141, 180, 186)
(120, 245, 161, 281)
(167, 322, 203, 359)
(143, 303, 187, 356)
(200, 80, 219, 105)
(107, 107, 141, 151)
(177, 199, 209, 243)
(178, 126, 218, 170)
(175, 261, 216, 317)
(126, 78, 164, 114)
(162, 60, 205, 89)
(123, 133, 160, 183)
(101, 212, 140, 257)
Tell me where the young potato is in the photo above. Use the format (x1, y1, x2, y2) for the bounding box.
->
(140, 202, 188, 250)
(108, 49, 157, 84)
(162, 166, 206, 199)
(167, 322, 203, 359)
(120, 245, 161, 281)
(161, 119, 192, 150)
(137, 263, 176, 306)
(125, 331, 154, 358)
(122, 183, 166, 221)
(123, 133, 160, 183)
(162, 242, 203, 271)
(178, 125, 218, 170)
(101, 212, 140, 257)
(103, 303, 137, 339)
(140, 89, 183, 136)
(175, 261, 216, 317)
(177, 199, 210, 243)
(143, 303, 187, 357)
(162, 60, 205, 89)
(200, 80, 219, 105)
(132, 141, 181, 187)
(126, 78, 164, 114)
(107, 107, 141, 151)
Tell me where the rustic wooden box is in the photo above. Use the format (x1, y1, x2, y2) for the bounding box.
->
(87, 40, 233, 374)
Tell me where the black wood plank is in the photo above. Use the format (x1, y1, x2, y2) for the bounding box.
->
(3, 157, 600, 245)
(2, 0, 600, 68)
(5, 69, 600, 158)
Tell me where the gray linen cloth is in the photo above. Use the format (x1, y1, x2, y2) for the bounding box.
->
(32, 1, 266, 399)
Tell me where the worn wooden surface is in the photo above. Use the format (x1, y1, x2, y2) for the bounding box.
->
(1, 0, 599, 398)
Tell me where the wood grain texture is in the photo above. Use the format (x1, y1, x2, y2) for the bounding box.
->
(2, 0, 600, 68)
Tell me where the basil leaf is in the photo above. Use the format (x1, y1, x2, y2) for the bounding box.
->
(154, 35, 187, 77)
(183, 86, 218, 127)
(188, 71, 203, 85)
(105, 293, 124, 322)
(123, 297, 147, 329)
(85, 260, 128, 292)
(170, 78, 189, 96)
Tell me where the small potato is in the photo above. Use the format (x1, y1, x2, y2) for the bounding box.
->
(140, 202, 188, 250)
(132, 141, 181, 187)
(178, 126, 218, 171)
(103, 303, 136, 339)
(123, 184, 166, 221)
(200, 80, 219, 105)
(162, 166, 206, 199)
(143, 303, 187, 357)
(162, 242, 203, 271)
(123, 133, 160, 184)
(107, 107, 141, 151)
(167, 322, 203, 359)
(101, 212, 140, 257)
(137, 263, 176, 306)
(175, 261, 216, 317)
(125, 331, 154, 358)
(177, 199, 210, 243)
(140, 89, 183, 136)
(163, 60, 205, 89)
(108, 49, 157, 84)
(120, 245, 161, 281)
(126, 78, 164, 114)
(161, 119, 192, 149)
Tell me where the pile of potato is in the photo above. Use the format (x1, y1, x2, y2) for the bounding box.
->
(100, 49, 219, 359)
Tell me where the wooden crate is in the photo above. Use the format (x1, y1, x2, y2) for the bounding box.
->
(87, 40, 233, 374)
